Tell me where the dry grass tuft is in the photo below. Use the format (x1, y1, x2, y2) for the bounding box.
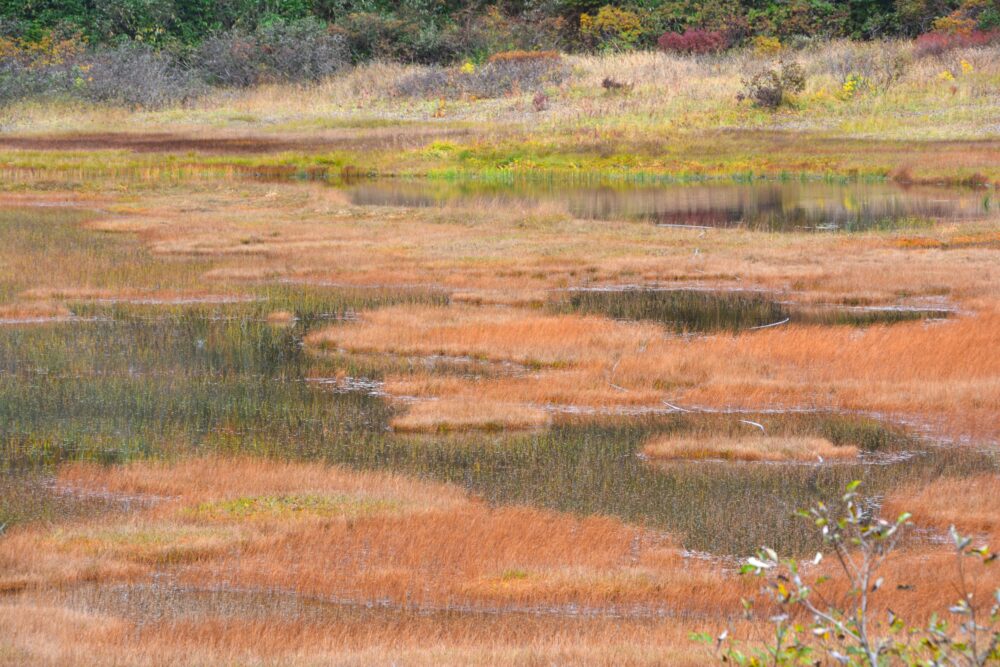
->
(305, 304, 662, 367)
(265, 309, 296, 325)
(57, 456, 468, 511)
(642, 435, 858, 462)
(4, 457, 994, 665)
(309, 303, 1000, 439)
(9, 457, 739, 615)
(391, 398, 551, 433)
(882, 474, 1000, 537)
(0, 301, 72, 321)
(0, 593, 713, 666)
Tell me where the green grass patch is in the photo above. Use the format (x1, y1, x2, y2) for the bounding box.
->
(186, 494, 400, 520)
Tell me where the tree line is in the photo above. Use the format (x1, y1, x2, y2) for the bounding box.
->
(1, 0, 998, 64)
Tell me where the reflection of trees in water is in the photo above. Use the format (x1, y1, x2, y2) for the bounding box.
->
(344, 181, 988, 231)
(653, 210, 745, 227)
(570, 185, 782, 225)
(570, 184, 983, 231)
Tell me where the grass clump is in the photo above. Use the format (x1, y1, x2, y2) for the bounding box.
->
(187, 494, 399, 521)
(819, 416, 911, 452)
(642, 434, 858, 463)
(391, 399, 551, 433)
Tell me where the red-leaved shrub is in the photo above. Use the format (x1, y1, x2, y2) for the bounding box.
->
(657, 29, 729, 54)
(913, 29, 1000, 57)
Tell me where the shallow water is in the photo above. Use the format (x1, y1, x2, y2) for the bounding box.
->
(343, 179, 996, 231)
(552, 287, 952, 332)
(0, 205, 995, 558)
(1, 305, 994, 554)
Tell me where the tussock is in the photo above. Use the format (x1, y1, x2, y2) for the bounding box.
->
(642, 435, 857, 462)
(882, 474, 1000, 536)
(391, 399, 551, 433)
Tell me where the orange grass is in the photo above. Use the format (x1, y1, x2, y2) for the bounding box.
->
(265, 309, 296, 324)
(642, 435, 858, 462)
(39, 180, 991, 438)
(306, 304, 662, 367)
(50, 182, 999, 307)
(0, 593, 713, 666)
(2, 458, 743, 615)
(309, 304, 1000, 439)
(3, 458, 997, 666)
(882, 474, 1000, 537)
(0, 301, 72, 321)
(0, 457, 756, 664)
(391, 398, 551, 432)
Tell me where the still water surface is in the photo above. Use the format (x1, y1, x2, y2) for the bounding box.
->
(344, 179, 996, 231)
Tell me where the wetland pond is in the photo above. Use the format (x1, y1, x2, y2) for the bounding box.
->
(0, 192, 996, 559)
(341, 178, 998, 231)
(2, 294, 994, 556)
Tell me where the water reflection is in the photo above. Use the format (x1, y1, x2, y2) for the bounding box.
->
(344, 180, 995, 231)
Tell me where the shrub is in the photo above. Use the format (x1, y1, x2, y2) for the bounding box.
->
(751, 34, 783, 55)
(331, 12, 465, 65)
(469, 51, 567, 98)
(981, 5, 1000, 30)
(698, 482, 1000, 666)
(657, 28, 730, 54)
(83, 42, 198, 108)
(195, 29, 259, 87)
(394, 66, 451, 98)
(823, 42, 908, 93)
(579, 5, 643, 51)
(396, 51, 567, 100)
(255, 18, 347, 83)
(933, 11, 979, 34)
(195, 18, 347, 87)
(0, 33, 197, 109)
(738, 60, 806, 109)
(601, 76, 632, 94)
(936, 0, 1000, 32)
(0, 60, 68, 105)
(748, 0, 850, 39)
(913, 28, 1000, 56)
(455, 6, 567, 57)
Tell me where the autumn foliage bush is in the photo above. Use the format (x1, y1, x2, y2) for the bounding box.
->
(657, 29, 730, 54)
(913, 28, 1000, 57)
(739, 60, 806, 109)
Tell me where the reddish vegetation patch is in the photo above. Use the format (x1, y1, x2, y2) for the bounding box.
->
(658, 29, 730, 54)
(309, 304, 1000, 439)
(914, 29, 1000, 57)
(0, 133, 312, 154)
(0, 129, 471, 155)
(0, 301, 73, 323)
